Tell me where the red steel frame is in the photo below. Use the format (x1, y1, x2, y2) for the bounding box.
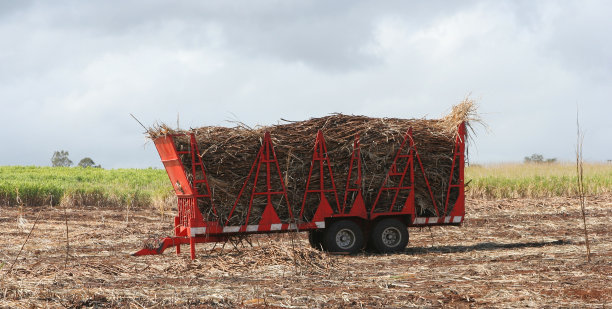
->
(225, 132, 294, 230)
(338, 135, 368, 219)
(134, 123, 467, 259)
(299, 131, 340, 228)
(369, 128, 417, 218)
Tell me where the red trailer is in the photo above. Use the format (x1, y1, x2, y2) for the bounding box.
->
(134, 123, 467, 259)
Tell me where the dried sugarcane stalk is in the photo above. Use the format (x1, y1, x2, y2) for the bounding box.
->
(148, 99, 479, 225)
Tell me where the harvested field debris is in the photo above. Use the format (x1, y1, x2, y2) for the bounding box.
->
(148, 99, 480, 224)
(0, 195, 610, 307)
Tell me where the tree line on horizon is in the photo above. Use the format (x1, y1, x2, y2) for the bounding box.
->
(49, 151, 563, 168)
(51, 150, 101, 168)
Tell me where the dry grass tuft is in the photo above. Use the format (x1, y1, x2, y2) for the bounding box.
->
(441, 96, 483, 139)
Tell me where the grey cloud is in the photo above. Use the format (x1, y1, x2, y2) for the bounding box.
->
(0, 1, 611, 167)
(542, 2, 612, 82)
(2, 1, 484, 72)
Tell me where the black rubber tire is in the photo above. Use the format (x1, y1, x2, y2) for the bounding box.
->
(370, 218, 409, 253)
(308, 230, 324, 250)
(323, 220, 364, 254)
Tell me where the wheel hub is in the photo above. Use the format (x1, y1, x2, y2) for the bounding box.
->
(336, 228, 356, 249)
(381, 227, 401, 247)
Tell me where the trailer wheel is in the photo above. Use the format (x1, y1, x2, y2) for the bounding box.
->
(308, 230, 324, 250)
(323, 220, 364, 254)
(371, 219, 408, 253)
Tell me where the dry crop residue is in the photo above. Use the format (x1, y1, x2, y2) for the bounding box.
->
(0, 195, 610, 308)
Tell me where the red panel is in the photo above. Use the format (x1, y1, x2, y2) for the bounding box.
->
(402, 187, 416, 216)
(450, 122, 466, 218)
(259, 202, 282, 225)
(347, 192, 367, 219)
(154, 136, 193, 196)
(312, 196, 334, 222)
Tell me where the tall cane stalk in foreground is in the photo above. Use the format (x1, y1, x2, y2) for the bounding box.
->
(576, 111, 591, 262)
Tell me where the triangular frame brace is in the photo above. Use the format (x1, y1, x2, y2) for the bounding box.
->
(225, 132, 293, 228)
(300, 131, 340, 222)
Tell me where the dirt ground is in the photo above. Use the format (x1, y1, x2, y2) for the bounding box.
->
(0, 195, 610, 308)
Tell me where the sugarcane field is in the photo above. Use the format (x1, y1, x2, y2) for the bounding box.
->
(3, 2, 612, 308)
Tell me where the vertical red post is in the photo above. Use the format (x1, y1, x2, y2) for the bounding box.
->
(174, 216, 181, 255)
(455, 122, 467, 217)
(443, 142, 458, 215)
(446, 122, 466, 219)
(266, 137, 272, 206)
(459, 122, 466, 201)
(189, 237, 196, 260)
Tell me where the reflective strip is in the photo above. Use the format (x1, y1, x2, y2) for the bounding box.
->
(428, 217, 439, 223)
(223, 226, 240, 233)
(453, 216, 463, 223)
(190, 227, 206, 235)
(246, 225, 259, 232)
(219, 221, 335, 233)
(414, 217, 426, 224)
(444, 216, 451, 223)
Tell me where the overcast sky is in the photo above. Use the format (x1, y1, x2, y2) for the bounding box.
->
(1, 0, 610, 168)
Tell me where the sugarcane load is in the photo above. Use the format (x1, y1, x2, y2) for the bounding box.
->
(136, 99, 478, 259)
